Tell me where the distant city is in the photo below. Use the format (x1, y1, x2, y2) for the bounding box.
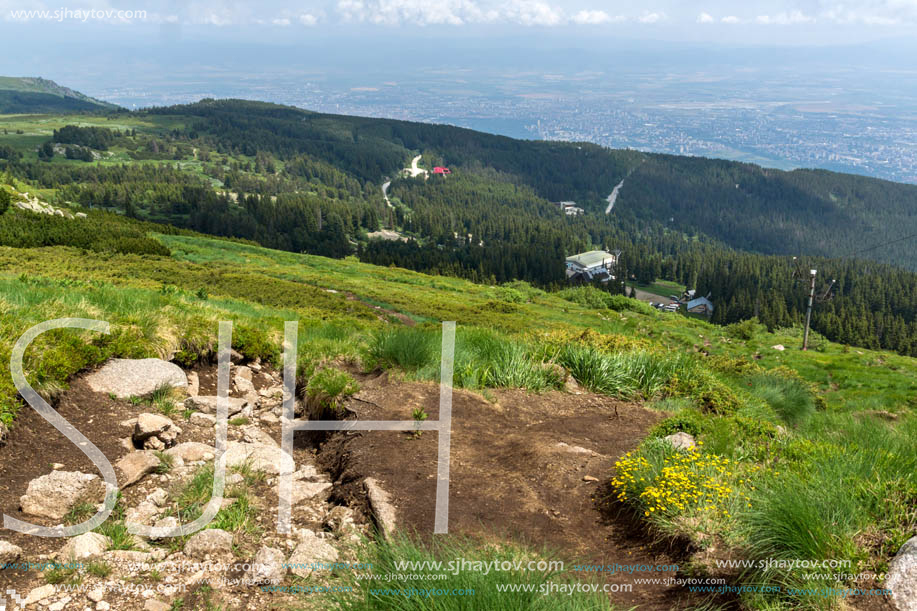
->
(44, 41, 917, 185)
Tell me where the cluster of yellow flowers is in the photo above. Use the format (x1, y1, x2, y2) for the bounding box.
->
(611, 447, 755, 519)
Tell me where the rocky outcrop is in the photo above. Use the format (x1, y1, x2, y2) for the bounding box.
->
(364, 478, 397, 538)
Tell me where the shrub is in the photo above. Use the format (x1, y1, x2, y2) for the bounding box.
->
(724, 317, 766, 341)
(305, 368, 360, 419)
(649, 410, 708, 439)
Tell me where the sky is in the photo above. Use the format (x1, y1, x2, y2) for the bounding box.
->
(1, 0, 917, 46)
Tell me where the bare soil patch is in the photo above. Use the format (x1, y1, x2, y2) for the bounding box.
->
(314, 373, 702, 609)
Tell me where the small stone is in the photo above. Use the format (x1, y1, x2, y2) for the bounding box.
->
(144, 601, 171, 611)
(183, 529, 234, 559)
(184, 395, 247, 416)
(245, 546, 286, 584)
(97, 602, 111, 611)
(663, 432, 696, 451)
(888, 536, 917, 611)
(190, 412, 216, 426)
(0, 539, 23, 564)
(166, 442, 215, 463)
(87, 588, 105, 602)
(24, 584, 55, 606)
(148, 488, 168, 506)
(364, 478, 397, 538)
(187, 371, 200, 397)
(116, 451, 162, 487)
(582, 475, 599, 482)
(57, 532, 110, 561)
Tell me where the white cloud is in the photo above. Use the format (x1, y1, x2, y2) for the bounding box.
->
(638, 11, 665, 23)
(696, 12, 714, 23)
(272, 17, 291, 25)
(298, 13, 317, 25)
(721, 15, 742, 23)
(571, 9, 623, 25)
(755, 10, 815, 25)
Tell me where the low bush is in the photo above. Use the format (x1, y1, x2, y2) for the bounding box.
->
(305, 368, 360, 419)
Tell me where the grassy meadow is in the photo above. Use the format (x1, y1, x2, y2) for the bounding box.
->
(0, 223, 915, 609)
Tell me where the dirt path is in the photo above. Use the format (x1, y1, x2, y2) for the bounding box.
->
(605, 178, 625, 214)
(315, 375, 700, 609)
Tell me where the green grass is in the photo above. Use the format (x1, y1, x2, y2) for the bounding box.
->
(330, 535, 611, 610)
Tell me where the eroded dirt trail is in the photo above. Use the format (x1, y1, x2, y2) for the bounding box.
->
(316, 373, 696, 609)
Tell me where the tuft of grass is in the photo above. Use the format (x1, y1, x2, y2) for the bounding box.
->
(154, 450, 175, 474)
(64, 501, 96, 525)
(228, 416, 250, 426)
(87, 561, 112, 578)
(305, 368, 360, 419)
(746, 374, 815, 428)
(366, 326, 438, 371)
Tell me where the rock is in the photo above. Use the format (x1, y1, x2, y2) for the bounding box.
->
(116, 451, 161, 487)
(564, 376, 585, 394)
(291, 481, 332, 504)
(149, 517, 179, 540)
(229, 349, 244, 363)
(186, 372, 200, 397)
(258, 412, 279, 425)
(245, 546, 286, 585)
(57, 532, 110, 561)
(87, 587, 105, 602)
(583, 475, 599, 483)
(292, 465, 321, 481)
(225, 441, 291, 474)
(240, 425, 277, 447)
(133, 413, 180, 450)
(555, 442, 592, 455)
(323, 506, 357, 534)
(888, 536, 917, 611)
(287, 531, 338, 578)
(97, 601, 111, 611)
(23, 584, 55, 606)
(84, 358, 187, 398)
(148, 488, 168, 507)
(20, 471, 101, 520)
(166, 442, 215, 463)
(144, 601, 171, 611)
(0, 539, 23, 564)
(772, 344, 786, 351)
(364, 478, 397, 538)
(663, 432, 697, 451)
(0, 421, 8, 447)
(190, 412, 216, 426)
(185, 395, 247, 416)
(183, 529, 234, 560)
(125, 501, 161, 527)
(234, 366, 256, 394)
(104, 550, 152, 564)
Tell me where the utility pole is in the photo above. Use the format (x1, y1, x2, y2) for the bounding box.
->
(802, 269, 817, 351)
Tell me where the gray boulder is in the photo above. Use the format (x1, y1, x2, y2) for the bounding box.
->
(20, 471, 101, 520)
(133, 413, 180, 450)
(888, 536, 917, 611)
(364, 478, 397, 538)
(85, 358, 187, 399)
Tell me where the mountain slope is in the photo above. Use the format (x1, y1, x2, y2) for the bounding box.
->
(0, 76, 118, 113)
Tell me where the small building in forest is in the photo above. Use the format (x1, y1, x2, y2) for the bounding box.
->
(557, 201, 584, 216)
(565, 249, 621, 284)
(433, 167, 451, 175)
(685, 296, 714, 316)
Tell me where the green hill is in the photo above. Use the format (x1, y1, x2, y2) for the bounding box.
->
(0, 76, 118, 113)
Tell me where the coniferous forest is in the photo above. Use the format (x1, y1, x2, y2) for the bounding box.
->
(1, 99, 916, 355)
